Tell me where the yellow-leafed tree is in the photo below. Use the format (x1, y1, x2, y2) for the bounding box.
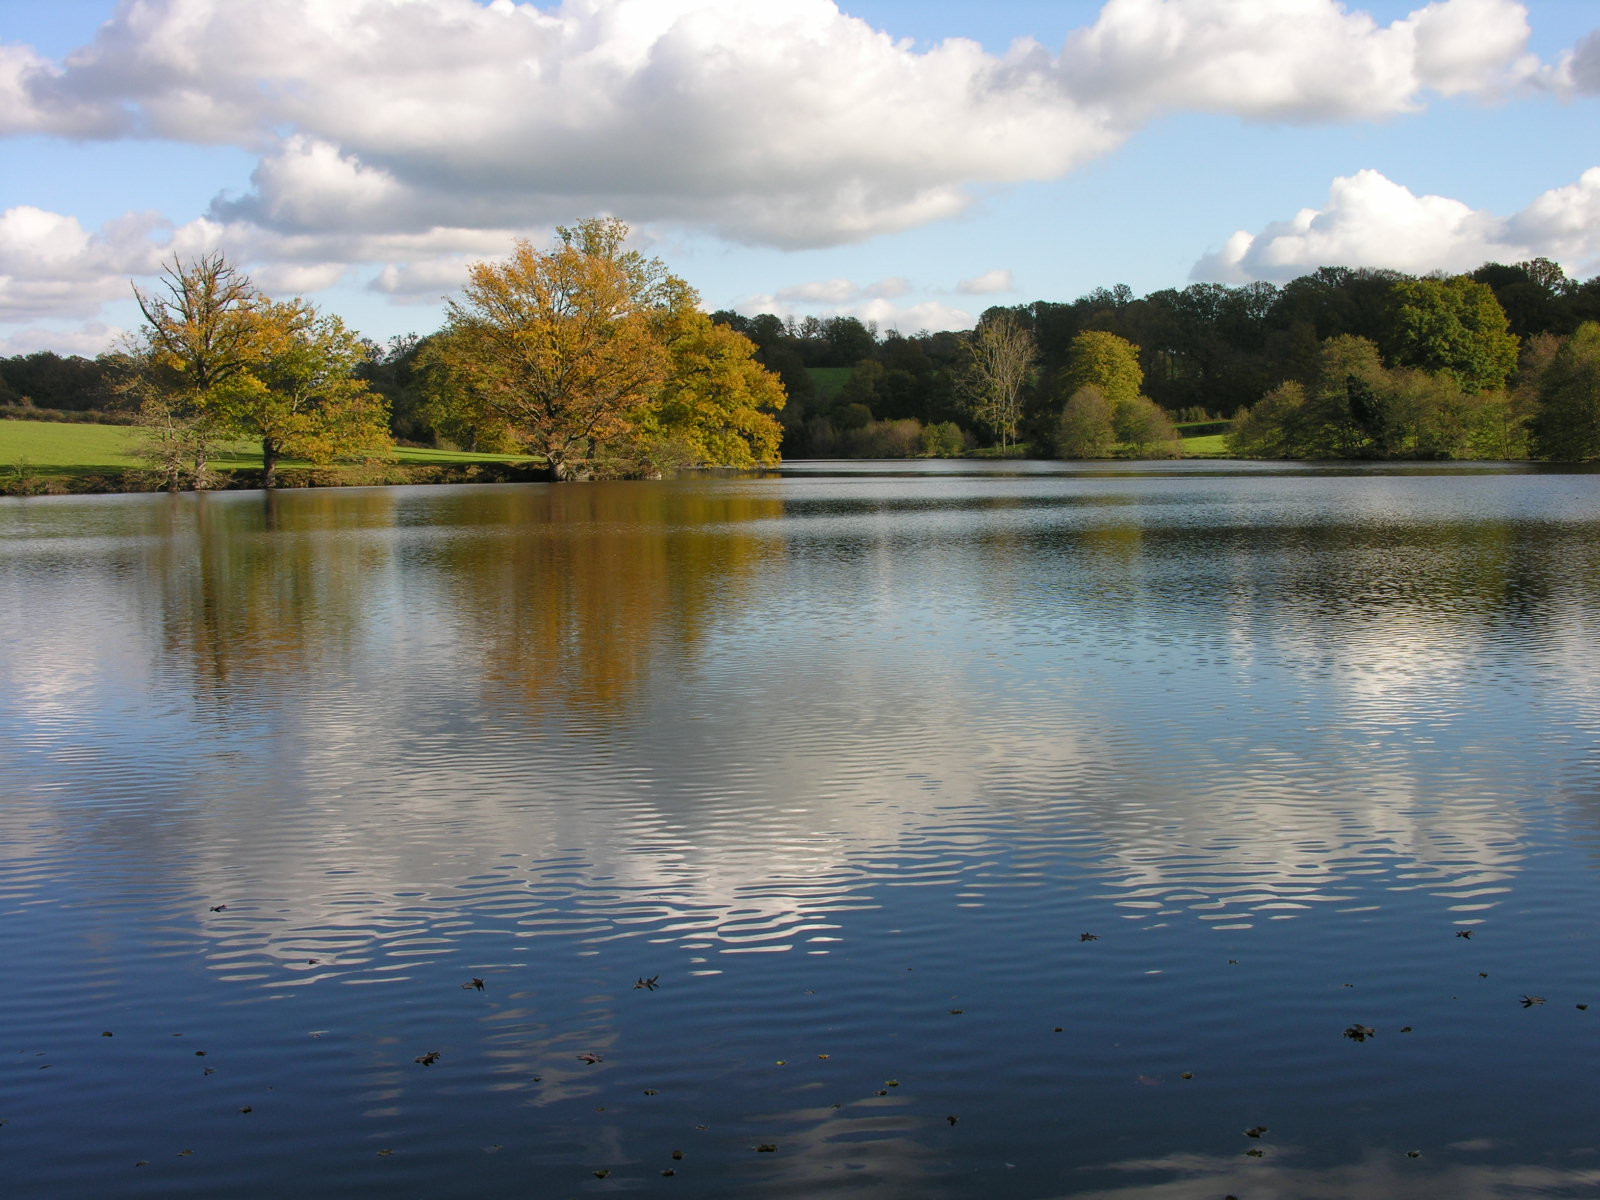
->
(434, 219, 784, 479)
(131, 253, 393, 488)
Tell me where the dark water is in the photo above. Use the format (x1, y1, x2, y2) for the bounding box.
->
(2, 460, 1599, 1199)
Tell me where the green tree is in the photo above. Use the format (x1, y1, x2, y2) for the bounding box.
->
(1054, 385, 1116, 458)
(1228, 381, 1307, 458)
(1114, 395, 1181, 457)
(218, 302, 395, 487)
(1532, 323, 1600, 460)
(1387, 276, 1519, 393)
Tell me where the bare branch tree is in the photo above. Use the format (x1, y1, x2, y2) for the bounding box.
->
(962, 311, 1036, 450)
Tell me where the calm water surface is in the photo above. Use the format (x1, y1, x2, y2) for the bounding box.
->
(2, 460, 1599, 1199)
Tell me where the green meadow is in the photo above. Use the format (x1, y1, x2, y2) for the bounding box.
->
(0, 419, 539, 493)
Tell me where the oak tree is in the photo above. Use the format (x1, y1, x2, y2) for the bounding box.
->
(433, 219, 784, 478)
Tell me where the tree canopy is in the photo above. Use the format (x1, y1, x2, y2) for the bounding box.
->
(430, 218, 783, 479)
(128, 253, 392, 487)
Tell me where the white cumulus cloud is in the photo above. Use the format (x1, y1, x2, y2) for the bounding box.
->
(1193, 167, 1600, 282)
(1, 0, 1552, 251)
(957, 268, 1016, 295)
(0, 0, 1577, 339)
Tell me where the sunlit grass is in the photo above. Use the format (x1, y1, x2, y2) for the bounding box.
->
(0, 421, 149, 471)
(1179, 433, 1232, 456)
(0, 419, 536, 475)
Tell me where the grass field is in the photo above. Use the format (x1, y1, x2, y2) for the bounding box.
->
(0, 421, 151, 472)
(1179, 433, 1231, 456)
(0, 420, 536, 475)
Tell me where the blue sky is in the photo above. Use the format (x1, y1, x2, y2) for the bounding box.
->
(1, 0, 1597, 356)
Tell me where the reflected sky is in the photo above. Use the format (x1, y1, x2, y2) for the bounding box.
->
(2, 464, 1599, 1198)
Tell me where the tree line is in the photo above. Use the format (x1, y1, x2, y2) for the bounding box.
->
(704, 259, 1600, 460)
(7, 240, 1600, 476)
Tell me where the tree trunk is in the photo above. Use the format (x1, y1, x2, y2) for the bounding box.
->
(262, 437, 281, 489)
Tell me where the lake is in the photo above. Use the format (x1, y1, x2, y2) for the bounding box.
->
(2, 459, 1598, 1199)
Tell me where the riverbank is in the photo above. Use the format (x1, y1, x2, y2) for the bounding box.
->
(1, 418, 1236, 496)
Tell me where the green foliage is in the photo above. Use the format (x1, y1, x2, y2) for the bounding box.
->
(1054, 385, 1116, 458)
(1386, 276, 1519, 393)
(1228, 381, 1305, 458)
(1113, 395, 1181, 458)
(1058, 331, 1143, 410)
(1532, 323, 1600, 461)
(1230, 332, 1530, 461)
(921, 421, 966, 457)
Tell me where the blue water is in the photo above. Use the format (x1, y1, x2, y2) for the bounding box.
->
(2, 461, 1598, 1198)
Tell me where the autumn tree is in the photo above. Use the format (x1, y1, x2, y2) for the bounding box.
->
(632, 311, 785, 471)
(130, 252, 261, 485)
(435, 220, 679, 480)
(218, 301, 395, 487)
(130, 253, 393, 488)
(961, 310, 1035, 450)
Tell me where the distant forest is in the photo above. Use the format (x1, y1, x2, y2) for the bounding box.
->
(6, 258, 1600, 460)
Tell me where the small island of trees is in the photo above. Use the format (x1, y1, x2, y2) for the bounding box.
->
(5, 225, 1600, 494)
